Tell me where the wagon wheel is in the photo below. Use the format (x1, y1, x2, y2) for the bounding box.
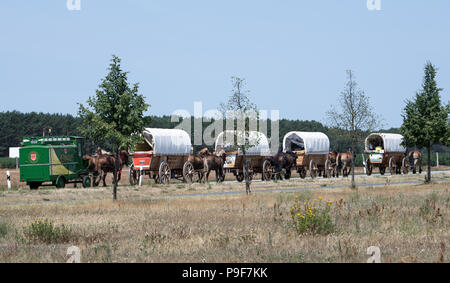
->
(309, 160, 318, 179)
(402, 157, 409, 175)
(183, 161, 196, 184)
(236, 172, 244, 182)
(298, 167, 307, 179)
(56, 176, 66, 189)
(388, 157, 395, 175)
(29, 182, 42, 190)
(365, 160, 373, 176)
(82, 175, 92, 188)
(379, 166, 386, 175)
(262, 160, 273, 181)
(324, 159, 332, 178)
(158, 161, 171, 185)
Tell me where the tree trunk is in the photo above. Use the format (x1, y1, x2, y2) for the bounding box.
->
(351, 139, 356, 188)
(427, 144, 431, 183)
(113, 144, 118, 201)
(244, 156, 251, 194)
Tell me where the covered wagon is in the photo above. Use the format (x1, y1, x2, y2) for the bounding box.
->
(283, 132, 332, 178)
(364, 133, 408, 175)
(215, 131, 273, 182)
(129, 128, 191, 185)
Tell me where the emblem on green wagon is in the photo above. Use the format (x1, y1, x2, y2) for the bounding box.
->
(29, 151, 39, 163)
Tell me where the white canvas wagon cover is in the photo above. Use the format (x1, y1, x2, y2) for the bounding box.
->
(365, 133, 406, 153)
(142, 128, 191, 156)
(215, 131, 271, 156)
(283, 132, 330, 155)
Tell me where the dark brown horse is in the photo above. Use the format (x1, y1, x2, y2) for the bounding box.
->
(202, 149, 226, 183)
(408, 150, 422, 174)
(91, 150, 129, 187)
(267, 151, 297, 180)
(337, 149, 353, 177)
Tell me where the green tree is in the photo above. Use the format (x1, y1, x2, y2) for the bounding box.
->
(326, 70, 382, 188)
(400, 62, 449, 183)
(78, 55, 149, 151)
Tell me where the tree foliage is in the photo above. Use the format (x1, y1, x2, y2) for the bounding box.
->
(400, 62, 449, 182)
(400, 62, 449, 149)
(78, 55, 149, 151)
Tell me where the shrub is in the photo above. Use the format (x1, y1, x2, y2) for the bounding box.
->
(22, 218, 73, 244)
(290, 196, 335, 235)
(0, 158, 16, 169)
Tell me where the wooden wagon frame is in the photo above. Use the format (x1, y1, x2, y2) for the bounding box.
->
(364, 133, 408, 175)
(283, 132, 332, 179)
(129, 128, 191, 185)
(215, 131, 273, 182)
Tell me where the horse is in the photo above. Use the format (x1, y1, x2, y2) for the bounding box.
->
(408, 150, 422, 174)
(337, 149, 353, 177)
(186, 154, 207, 183)
(201, 148, 226, 183)
(92, 150, 130, 187)
(267, 151, 297, 180)
(328, 151, 339, 177)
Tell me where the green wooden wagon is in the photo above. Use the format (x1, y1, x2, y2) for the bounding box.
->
(19, 136, 92, 190)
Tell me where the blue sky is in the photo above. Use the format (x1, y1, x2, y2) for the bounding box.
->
(1, 0, 449, 128)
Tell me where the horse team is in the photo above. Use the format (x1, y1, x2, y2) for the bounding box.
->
(82, 130, 424, 187)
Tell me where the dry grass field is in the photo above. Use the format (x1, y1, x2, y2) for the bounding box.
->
(0, 170, 449, 263)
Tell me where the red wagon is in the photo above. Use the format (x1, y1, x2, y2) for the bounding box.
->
(129, 128, 192, 185)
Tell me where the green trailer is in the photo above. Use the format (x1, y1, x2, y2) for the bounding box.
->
(19, 136, 92, 190)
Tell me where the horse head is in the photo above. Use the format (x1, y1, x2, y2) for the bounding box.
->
(198, 148, 211, 157)
(118, 150, 130, 167)
(215, 149, 227, 161)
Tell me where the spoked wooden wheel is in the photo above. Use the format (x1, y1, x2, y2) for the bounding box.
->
(262, 160, 273, 181)
(183, 161, 195, 184)
(402, 157, 409, 175)
(159, 161, 171, 185)
(309, 160, 318, 179)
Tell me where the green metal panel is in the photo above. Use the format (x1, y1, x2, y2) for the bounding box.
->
(20, 146, 51, 182)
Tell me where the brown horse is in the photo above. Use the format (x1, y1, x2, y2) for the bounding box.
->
(267, 151, 297, 180)
(186, 154, 206, 183)
(328, 151, 339, 177)
(408, 150, 422, 174)
(337, 149, 353, 177)
(91, 150, 130, 187)
(202, 148, 226, 183)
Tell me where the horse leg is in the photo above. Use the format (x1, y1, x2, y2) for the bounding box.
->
(116, 170, 122, 184)
(103, 171, 107, 187)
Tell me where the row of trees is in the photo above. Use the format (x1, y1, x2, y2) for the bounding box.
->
(0, 111, 403, 157)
